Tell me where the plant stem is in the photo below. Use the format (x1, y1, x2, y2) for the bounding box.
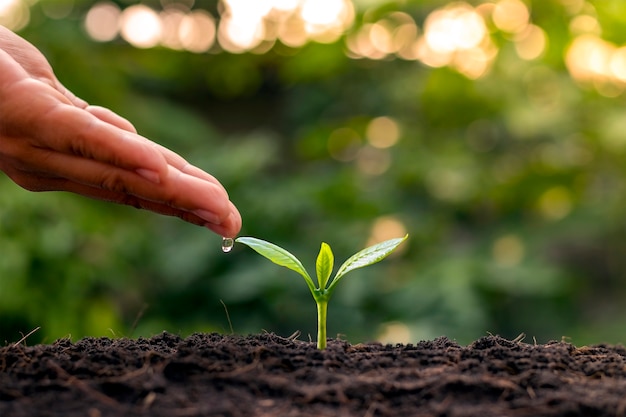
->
(316, 298, 328, 350)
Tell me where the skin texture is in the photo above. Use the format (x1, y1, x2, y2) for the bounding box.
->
(0, 26, 241, 237)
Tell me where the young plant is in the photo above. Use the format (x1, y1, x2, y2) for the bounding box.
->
(235, 235, 408, 349)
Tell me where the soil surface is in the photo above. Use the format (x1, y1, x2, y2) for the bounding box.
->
(1, 332, 626, 416)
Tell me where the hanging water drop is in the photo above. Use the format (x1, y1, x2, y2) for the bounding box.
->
(222, 237, 234, 253)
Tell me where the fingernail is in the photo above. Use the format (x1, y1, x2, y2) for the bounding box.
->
(194, 209, 222, 225)
(136, 168, 161, 184)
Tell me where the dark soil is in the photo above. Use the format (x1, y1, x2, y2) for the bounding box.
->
(1, 332, 626, 417)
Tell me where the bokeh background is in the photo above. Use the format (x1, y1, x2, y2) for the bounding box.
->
(2, 0, 626, 346)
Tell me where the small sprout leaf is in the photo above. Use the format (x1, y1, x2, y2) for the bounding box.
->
(236, 237, 316, 293)
(316, 242, 334, 289)
(329, 235, 408, 291)
(235, 234, 409, 349)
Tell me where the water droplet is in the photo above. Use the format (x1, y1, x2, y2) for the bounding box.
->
(222, 237, 234, 253)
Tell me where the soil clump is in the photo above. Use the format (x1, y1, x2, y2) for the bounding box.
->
(1, 332, 625, 416)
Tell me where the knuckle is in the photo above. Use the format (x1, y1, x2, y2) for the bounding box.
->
(161, 182, 187, 210)
(179, 211, 205, 226)
(116, 195, 143, 209)
(99, 171, 130, 194)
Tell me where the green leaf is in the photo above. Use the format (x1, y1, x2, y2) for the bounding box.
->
(235, 237, 316, 293)
(328, 235, 408, 292)
(316, 242, 334, 289)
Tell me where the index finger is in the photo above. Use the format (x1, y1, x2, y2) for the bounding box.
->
(35, 101, 169, 182)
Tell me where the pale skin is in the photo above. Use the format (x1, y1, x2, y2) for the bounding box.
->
(0, 26, 241, 238)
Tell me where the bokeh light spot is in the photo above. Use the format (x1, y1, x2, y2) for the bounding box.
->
(492, 0, 529, 33)
(366, 116, 400, 149)
(367, 216, 408, 249)
(120, 5, 162, 48)
(537, 186, 573, 221)
(0, 0, 30, 31)
(369, 20, 394, 54)
(41, 0, 74, 20)
(277, 14, 308, 48)
(424, 3, 486, 54)
(377, 321, 412, 344)
(300, 0, 352, 29)
(84, 2, 121, 42)
(566, 34, 614, 84)
(425, 167, 476, 202)
(356, 146, 391, 176)
(273, 0, 299, 12)
(160, 7, 187, 50)
(328, 127, 362, 162)
(418, 2, 495, 78)
(569, 15, 600, 36)
(179, 10, 216, 52)
(217, 8, 265, 52)
(492, 235, 525, 267)
(609, 47, 626, 82)
(560, 0, 585, 15)
(515, 24, 547, 60)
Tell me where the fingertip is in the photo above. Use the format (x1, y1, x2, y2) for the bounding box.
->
(227, 201, 242, 234)
(203, 208, 242, 238)
(202, 222, 232, 238)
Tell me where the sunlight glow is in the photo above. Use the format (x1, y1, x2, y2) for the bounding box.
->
(565, 35, 620, 82)
(560, 13, 626, 95)
(79, 0, 555, 83)
(418, 3, 495, 79)
(424, 4, 486, 54)
(218, 0, 268, 52)
(272, 0, 299, 11)
(0, 0, 30, 31)
(302, 0, 354, 43)
(610, 47, 626, 82)
(216, 0, 354, 51)
(217, 11, 264, 52)
(300, 0, 343, 26)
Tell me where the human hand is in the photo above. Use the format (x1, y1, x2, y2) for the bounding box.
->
(0, 26, 241, 238)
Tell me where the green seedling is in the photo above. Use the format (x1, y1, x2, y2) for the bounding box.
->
(235, 235, 408, 349)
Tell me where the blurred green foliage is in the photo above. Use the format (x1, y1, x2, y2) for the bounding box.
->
(3, 0, 626, 346)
